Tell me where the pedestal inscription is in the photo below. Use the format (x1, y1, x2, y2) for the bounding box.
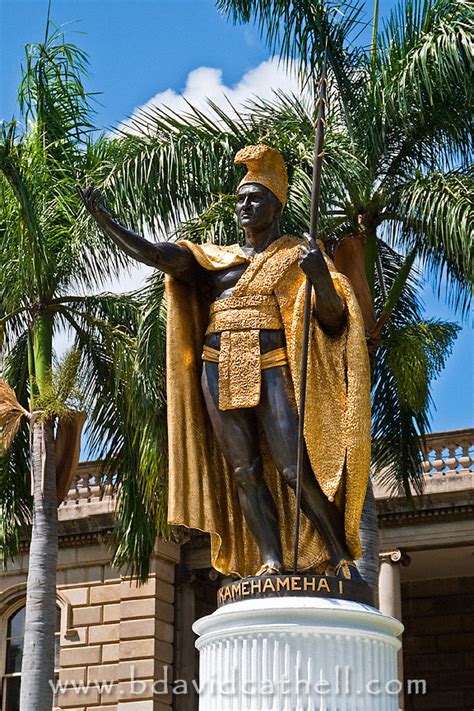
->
(217, 574, 375, 607)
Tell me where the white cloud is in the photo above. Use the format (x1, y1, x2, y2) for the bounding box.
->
(99, 262, 154, 295)
(119, 57, 303, 134)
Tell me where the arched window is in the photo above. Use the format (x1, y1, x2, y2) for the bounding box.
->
(1, 604, 61, 710)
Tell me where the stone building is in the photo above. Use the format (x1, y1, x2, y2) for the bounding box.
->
(375, 428, 474, 711)
(0, 428, 472, 711)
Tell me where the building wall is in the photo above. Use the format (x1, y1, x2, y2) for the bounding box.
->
(402, 577, 474, 711)
(0, 539, 180, 711)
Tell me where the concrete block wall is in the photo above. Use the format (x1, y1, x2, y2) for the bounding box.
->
(402, 576, 474, 711)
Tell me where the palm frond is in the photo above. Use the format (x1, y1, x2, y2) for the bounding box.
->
(372, 310, 460, 495)
(0, 422, 31, 564)
(102, 90, 369, 245)
(373, 239, 422, 324)
(0, 29, 132, 304)
(18, 21, 95, 148)
(386, 169, 473, 313)
(218, 0, 373, 145)
(111, 274, 169, 577)
(110, 465, 159, 580)
(57, 285, 169, 580)
(0, 379, 29, 451)
(371, 346, 429, 496)
(370, 241, 427, 494)
(370, 0, 472, 179)
(33, 348, 83, 419)
(217, 0, 367, 71)
(378, 0, 472, 116)
(176, 194, 241, 245)
(386, 320, 460, 412)
(102, 107, 249, 237)
(0, 123, 47, 299)
(0, 334, 32, 563)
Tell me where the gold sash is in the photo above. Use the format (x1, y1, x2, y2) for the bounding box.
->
(207, 294, 282, 333)
(203, 344, 288, 369)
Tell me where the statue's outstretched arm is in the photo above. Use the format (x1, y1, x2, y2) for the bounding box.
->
(76, 186, 198, 281)
(299, 243, 347, 336)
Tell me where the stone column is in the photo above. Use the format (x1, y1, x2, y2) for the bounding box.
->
(379, 550, 410, 711)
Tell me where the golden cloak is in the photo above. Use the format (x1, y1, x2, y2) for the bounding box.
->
(166, 235, 371, 577)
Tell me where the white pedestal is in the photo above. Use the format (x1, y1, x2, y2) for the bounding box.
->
(193, 596, 403, 711)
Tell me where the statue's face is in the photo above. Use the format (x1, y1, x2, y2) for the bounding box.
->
(236, 183, 281, 231)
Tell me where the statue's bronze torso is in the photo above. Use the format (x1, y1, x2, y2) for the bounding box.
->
(205, 262, 286, 353)
(210, 262, 248, 300)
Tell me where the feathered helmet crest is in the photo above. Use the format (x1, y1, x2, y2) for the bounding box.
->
(234, 144, 288, 208)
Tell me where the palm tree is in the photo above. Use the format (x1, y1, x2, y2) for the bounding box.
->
(96, 0, 471, 586)
(0, 24, 168, 710)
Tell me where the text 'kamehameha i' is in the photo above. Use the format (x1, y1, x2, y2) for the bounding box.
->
(217, 574, 375, 608)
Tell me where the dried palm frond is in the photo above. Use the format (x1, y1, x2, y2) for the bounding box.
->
(0, 379, 29, 452)
(55, 410, 87, 504)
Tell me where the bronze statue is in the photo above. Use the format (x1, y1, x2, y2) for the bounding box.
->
(77, 145, 371, 581)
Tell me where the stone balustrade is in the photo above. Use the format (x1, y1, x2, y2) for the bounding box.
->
(60, 461, 115, 508)
(374, 428, 473, 505)
(420, 428, 473, 477)
(61, 429, 473, 509)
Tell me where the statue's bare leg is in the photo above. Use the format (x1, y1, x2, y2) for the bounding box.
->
(256, 364, 359, 574)
(201, 362, 284, 572)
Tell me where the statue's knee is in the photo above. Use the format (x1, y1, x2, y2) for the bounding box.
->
(233, 459, 261, 488)
(283, 465, 298, 490)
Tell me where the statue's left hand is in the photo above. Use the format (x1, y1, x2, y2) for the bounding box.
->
(299, 237, 347, 333)
(299, 241, 325, 279)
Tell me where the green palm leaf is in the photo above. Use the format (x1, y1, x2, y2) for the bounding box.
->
(378, 0, 472, 115)
(56, 285, 169, 580)
(372, 319, 459, 495)
(217, 0, 366, 71)
(0, 334, 32, 561)
(387, 170, 473, 312)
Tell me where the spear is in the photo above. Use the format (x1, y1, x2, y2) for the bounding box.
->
(293, 43, 329, 573)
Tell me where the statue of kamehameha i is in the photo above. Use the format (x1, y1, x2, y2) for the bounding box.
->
(78, 145, 371, 581)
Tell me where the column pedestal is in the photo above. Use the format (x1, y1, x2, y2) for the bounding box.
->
(193, 595, 403, 711)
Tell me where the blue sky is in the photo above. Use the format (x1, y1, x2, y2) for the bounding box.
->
(1, 0, 472, 432)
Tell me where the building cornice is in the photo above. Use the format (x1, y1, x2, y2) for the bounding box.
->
(378, 502, 473, 526)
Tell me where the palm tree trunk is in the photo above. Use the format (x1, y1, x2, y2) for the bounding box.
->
(20, 416, 58, 711)
(356, 479, 380, 603)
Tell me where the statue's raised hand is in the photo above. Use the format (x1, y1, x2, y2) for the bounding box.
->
(76, 185, 109, 219)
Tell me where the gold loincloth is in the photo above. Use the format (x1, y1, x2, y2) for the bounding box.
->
(205, 294, 284, 409)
